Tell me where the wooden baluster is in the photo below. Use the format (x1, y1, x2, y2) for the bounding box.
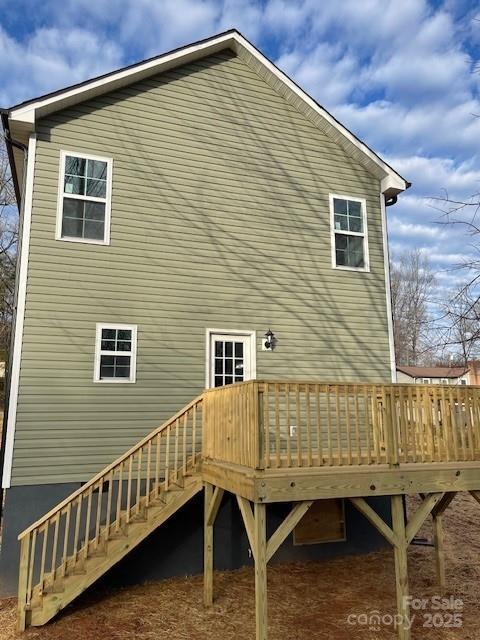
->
(296, 384, 302, 466)
(432, 388, 442, 462)
(363, 386, 372, 465)
(165, 426, 171, 490)
(264, 383, 271, 468)
(83, 488, 93, 560)
(440, 386, 451, 462)
(274, 383, 281, 468)
(455, 386, 467, 460)
(397, 387, 407, 463)
(94, 479, 103, 549)
(191, 403, 197, 465)
(353, 385, 362, 464)
(146, 440, 152, 506)
(50, 512, 60, 580)
(136, 447, 143, 514)
(73, 497, 82, 564)
(126, 456, 133, 523)
(285, 384, 292, 467)
(305, 384, 312, 466)
(39, 524, 48, 593)
(463, 387, 475, 460)
(326, 385, 333, 465)
(27, 529, 37, 606)
(425, 388, 435, 462)
(183, 413, 188, 474)
(345, 386, 352, 465)
(371, 387, 381, 463)
(155, 434, 161, 498)
(415, 386, 425, 463)
(448, 387, 459, 460)
(105, 470, 113, 540)
(115, 462, 124, 532)
(174, 419, 179, 481)
(61, 502, 72, 577)
(407, 385, 416, 462)
(316, 384, 323, 466)
(334, 386, 342, 465)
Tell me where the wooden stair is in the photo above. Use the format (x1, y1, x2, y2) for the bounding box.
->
(17, 396, 204, 630)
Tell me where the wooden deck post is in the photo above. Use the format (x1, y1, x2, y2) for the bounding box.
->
(254, 502, 267, 640)
(17, 534, 30, 632)
(204, 484, 214, 607)
(204, 483, 224, 607)
(391, 495, 410, 640)
(432, 513, 445, 593)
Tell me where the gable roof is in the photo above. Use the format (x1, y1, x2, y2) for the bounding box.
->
(3, 29, 409, 201)
(396, 365, 469, 379)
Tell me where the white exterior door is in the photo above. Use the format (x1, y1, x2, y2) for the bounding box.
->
(207, 331, 255, 388)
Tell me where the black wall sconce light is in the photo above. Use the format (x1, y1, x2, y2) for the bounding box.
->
(262, 329, 276, 351)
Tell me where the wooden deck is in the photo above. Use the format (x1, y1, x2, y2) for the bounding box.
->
(16, 380, 480, 640)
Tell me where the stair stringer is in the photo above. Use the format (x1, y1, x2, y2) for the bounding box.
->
(29, 475, 203, 627)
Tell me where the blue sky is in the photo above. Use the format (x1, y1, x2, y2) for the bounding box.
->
(1, 0, 479, 296)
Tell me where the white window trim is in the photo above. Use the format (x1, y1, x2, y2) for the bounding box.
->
(205, 328, 256, 389)
(94, 323, 137, 383)
(329, 193, 370, 273)
(56, 150, 113, 245)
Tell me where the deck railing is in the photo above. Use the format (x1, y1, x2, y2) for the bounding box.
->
(202, 381, 480, 469)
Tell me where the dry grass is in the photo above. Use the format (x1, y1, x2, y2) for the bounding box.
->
(1, 493, 479, 639)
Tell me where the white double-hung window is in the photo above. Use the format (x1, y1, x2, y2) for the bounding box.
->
(330, 194, 369, 271)
(94, 324, 137, 383)
(57, 151, 112, 244)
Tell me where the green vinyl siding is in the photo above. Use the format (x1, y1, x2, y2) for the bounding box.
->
(12, 49, 391, 485)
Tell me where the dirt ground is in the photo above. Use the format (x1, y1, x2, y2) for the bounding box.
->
(0, 493, 478, 639)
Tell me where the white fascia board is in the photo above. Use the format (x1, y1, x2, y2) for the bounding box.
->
(9, 33, 235, 124)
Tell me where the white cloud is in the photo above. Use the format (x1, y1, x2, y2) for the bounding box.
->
(0, 26, 122, 106)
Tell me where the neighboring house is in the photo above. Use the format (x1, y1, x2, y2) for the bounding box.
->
(396, 365, 469, 385)
(0, 29, 410, 611)
(466, 360, 480, 385)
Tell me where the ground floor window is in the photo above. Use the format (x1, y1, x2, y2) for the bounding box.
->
(94, 323, 137, 383)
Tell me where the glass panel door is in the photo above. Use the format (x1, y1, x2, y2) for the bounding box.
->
(209, 333, 253, 388)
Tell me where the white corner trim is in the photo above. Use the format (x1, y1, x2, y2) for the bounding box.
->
(380, 193, 397, 382)
(205, 328, 256, 389)
(55, 150, 113, 245)
(2, 134, 37, 488)
(93, 323, 138, 383)
(329, 193, 370, 273)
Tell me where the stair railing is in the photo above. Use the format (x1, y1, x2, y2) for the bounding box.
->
(17, 394, 203, 630)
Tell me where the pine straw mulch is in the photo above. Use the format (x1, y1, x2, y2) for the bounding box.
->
(0, 493, 479, 639)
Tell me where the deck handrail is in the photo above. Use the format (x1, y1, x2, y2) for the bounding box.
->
(202, 381, 480, 470)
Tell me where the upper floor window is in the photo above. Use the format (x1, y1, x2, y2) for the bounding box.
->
(329, 194, 369, 271)
(57, 151, 112, 244)
(94, 324, 137, 383)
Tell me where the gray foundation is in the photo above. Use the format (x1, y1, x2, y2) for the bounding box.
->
(0, 483, 391, 596)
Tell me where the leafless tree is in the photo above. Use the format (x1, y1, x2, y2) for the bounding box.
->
(390, 248, 437, 365)
(435, 285, 480, 365)
(0, 140, 18, 358)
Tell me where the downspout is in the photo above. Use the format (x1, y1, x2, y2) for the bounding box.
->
(0, 111, 28, 517)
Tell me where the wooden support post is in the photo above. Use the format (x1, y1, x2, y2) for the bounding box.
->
(203, 484, 214, 607)
(254, 502, 267, 640)
(17, 534, 30, 632)
(391, 495, 410, 640)
(432, 513, 446, 593)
